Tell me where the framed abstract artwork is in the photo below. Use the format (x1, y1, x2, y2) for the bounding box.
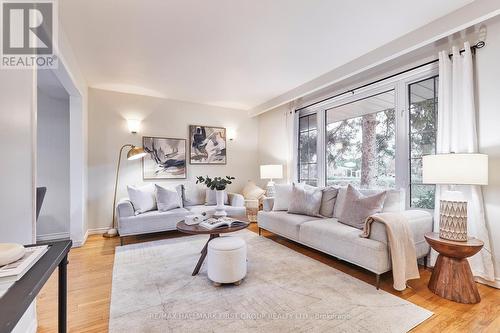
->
(142, 136, 187, 179)
(189, 125, 227, 164)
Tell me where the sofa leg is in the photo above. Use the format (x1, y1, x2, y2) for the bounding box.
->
(423, 255, 428, 269)
(375, 274, 380, 290)
(258, 227, 262, 236)
(120, 237, 124, 246)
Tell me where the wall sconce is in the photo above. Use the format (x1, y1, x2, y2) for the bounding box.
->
(227, 128, 236, 141)
(127, 119, 141, 134)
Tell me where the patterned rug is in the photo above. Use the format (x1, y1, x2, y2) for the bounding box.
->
(110, 230, 432, 332)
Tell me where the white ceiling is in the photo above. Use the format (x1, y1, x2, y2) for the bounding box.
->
(60, 0, 473, 110)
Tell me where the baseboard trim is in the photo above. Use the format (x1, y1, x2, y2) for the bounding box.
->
(69, 227, 109, 247)
(72, 229, 89, 248)
(36, 232, 70, 242)
(475, 276, 500, 289)
(88, 227, 109, 235)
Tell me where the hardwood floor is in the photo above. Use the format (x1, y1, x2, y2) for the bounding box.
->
(37, 224, 500, 332)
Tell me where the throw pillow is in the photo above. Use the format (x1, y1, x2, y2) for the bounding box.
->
(181, 184, 206, 206)
(381, 189, 405, 212)
(272, 184, 293, 211)
(127, 184, 157, 215)
(338, 185, 386, 229)
(319, 186, 339, 217)
(205, 189, 229, 206)
(155, 184, 182, 212)
(242, 181, 266, 200)
(287, 183, 323, 217)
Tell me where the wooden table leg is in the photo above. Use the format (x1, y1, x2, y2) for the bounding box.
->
(428, 254, 481, 304)
(192, 234, 219, 276)
(58, 255, 68, 333)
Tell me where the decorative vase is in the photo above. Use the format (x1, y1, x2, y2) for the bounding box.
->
(214, 190, 227, 218)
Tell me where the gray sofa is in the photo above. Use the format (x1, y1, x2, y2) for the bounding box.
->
(117, 187, 245, 245)
(257, 187, 433, 289)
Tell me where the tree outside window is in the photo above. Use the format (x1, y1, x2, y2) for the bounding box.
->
(298, 113, 318, 186)
(296, 71, 438, 210)
(409, 76, 438, 209)
(326, 90, 396, 189)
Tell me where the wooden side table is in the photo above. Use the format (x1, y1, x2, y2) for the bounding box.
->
(425, 232, 483, 304)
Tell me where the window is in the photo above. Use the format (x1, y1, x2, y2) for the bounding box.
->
(326, 90, 396, 188)
(295, 63, 439, 209)
(409, 77, 438, 209)
(298, 113, 318, 186)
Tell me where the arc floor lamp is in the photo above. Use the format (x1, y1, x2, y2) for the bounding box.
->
(103, 144, 147, 238)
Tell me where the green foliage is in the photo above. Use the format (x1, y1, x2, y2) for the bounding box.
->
(411, 186, 435, 209)
(325, 109, 395, 188)
(196, 175, 235, 191)
(326, 117, 360, 169)
(409, 77, 438, 209)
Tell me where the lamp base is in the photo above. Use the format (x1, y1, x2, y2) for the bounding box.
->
(439, 199, 468, 242)
(266, 180, 276, 197)
(103, 228, 118, 238)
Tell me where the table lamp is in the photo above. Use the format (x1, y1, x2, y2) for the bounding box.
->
(104, 144, 147, 238)
(422, 153, 488, 241)
(260, 164, 283, 197)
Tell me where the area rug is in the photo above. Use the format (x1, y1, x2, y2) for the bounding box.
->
(110, 230, 432, 332)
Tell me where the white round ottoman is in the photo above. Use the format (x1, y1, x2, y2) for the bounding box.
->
(207, 236, 247, 286)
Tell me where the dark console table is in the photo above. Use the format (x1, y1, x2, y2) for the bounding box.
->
(0, 240, 72, 333)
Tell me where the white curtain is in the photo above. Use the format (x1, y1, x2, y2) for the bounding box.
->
(432, 42, 495, 284)
(284, 102, 297, 183)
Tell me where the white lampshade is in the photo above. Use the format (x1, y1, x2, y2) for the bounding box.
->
(422, 153, 488, 185)
(260, 164, 283, 180)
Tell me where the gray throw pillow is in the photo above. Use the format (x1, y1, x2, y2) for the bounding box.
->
(127, 184, 157, 215)
(181, 184, 206, 206)
(155, 184, 182, 212)
(320, 186, 339, 217)
(287, 183, 323, 217)
(338, 185, 386, 229)
(205, 189, 229, 206)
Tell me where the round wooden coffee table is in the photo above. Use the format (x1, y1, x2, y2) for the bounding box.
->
(177, 216, 249, 276)
(425, 232, 483, 304)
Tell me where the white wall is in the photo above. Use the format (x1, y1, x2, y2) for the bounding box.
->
(257, 105, 289, 188)
(0, 68, 37, 333)
(256, 16, 500, 285)
(36, 89, 70, 239)
(57, 29, 89, 246)
(0, 70, 35, 245)
(88, 88, 259, 231)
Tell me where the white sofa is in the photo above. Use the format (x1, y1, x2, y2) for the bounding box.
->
(257, 187, 433, 289)
(117, 186, 246, 245)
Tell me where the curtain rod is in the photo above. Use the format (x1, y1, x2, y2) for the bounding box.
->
(295, 41, 486, 113)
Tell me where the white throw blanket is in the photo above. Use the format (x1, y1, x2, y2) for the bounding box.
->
(361, 212, 420, 291)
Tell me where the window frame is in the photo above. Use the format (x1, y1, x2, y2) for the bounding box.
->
(297, 113, 319, 186)
(407, 75, 439, 210)
(295, 62, 439, 210)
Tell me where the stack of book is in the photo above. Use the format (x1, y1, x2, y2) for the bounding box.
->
(0, 245, 48, 297)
